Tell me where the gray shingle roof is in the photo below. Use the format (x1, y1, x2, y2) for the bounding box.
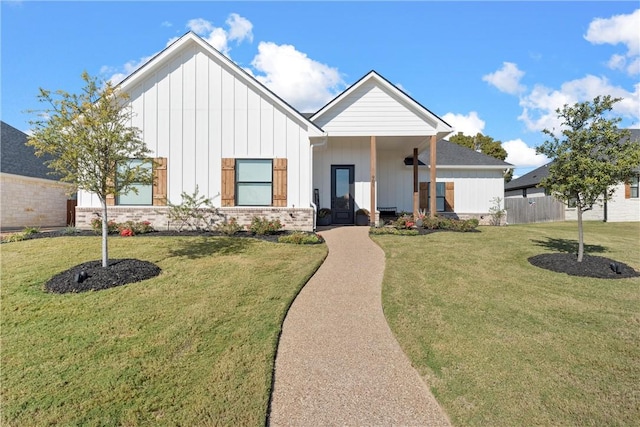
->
(1, 121, 58, 180)
(504, 163, 551, 190)
(418, 139, 512, 167)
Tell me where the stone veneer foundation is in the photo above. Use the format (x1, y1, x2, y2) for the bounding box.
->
(75, 206, 315, 232)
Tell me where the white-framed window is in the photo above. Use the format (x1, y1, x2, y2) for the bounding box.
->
(236, 159, 273, 206)
(117, 159, 152, 205)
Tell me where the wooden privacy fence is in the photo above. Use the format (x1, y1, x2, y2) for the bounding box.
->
(505, 196, 565, 224)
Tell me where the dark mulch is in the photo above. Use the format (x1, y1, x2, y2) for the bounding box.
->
(528, 253, 640, 279)
(45, 258, 162, 294)
(8, 229, 297, 244)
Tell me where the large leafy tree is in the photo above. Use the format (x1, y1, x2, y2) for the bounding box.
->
(28, 72, 153, 267)
(537, 95, 640, 262)
(449, 132, 513, 181)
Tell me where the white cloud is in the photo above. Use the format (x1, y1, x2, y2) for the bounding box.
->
(441, 111, 485, 136)
(502, 139, 549, 168)
(518, 75, 640, 132)
(482, 62, 526, 95)
(584, 9, 640, 75)
(226, 13, 253, 43)
(250, 42, 344, 112)
(103, 14, 254, 84)
(161, 21, 172, 28)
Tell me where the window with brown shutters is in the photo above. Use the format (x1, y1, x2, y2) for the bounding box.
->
(108, 157, 166, 206)
(221, 158, 287, 207)
(221, 158, 236, 206)
(273, 158, 287, 207)
(419, 181, 454, 212)
(152, 157, 167, 206)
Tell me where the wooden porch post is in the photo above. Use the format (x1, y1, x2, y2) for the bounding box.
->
(370, 136, 376, 226)
(413, 147, 419, 218)
(429, 135, 437, 218)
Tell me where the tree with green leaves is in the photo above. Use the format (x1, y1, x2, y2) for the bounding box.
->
(537, 95, 640, 262)
(449, 132, 513, 181)
(28, 72, 153, 267)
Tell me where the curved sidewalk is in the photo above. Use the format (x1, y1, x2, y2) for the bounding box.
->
(269, 226, 451, 426)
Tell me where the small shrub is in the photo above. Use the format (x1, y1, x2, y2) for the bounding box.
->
(278, 231, 324, 244)
(120, 228, 134, 237)
(216, 218, 242, 236)
(488, 197, 506, 226)
(1, 233, 27, 243)
(22, 226, 40, 236)
(91, 218, 119, 234)
(249, 217, 283, 235)
(392, 214, 415, 229)
(419, 216, 479, 232)
(167, 185, 219, 231)
(132, 221, 154, 234)
(369, 227, 419, 236)
(61, 226, 80, 235)
(356, 208, 369, 216)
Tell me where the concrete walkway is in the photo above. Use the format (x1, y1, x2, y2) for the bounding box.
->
(269, 226, 451, 426)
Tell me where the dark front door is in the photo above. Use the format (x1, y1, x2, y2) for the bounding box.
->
(331, 165, 355, 224)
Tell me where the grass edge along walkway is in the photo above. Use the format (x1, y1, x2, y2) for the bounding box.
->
(1, 235, 327, 426)
(375, 221, 640, 426)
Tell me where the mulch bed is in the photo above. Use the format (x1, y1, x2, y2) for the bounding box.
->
(528, 253, 640, 279)
(45, 259, 162, 294)
(23, 229, 314, 294)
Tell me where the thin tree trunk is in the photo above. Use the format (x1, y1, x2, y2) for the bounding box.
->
(101, 200, 109, 268)
(577, 207, 584, 262)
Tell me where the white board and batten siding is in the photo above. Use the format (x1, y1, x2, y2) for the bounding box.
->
(376, 155, 505, 213)
(78, 37, 314, 208)
(313, 137, 372, 211)
(564, 182, 640, 222)
(313, 81, 438, 137)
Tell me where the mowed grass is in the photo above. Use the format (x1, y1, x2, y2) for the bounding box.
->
(373, 222, 640, 426)
(1, 235, 327, 426)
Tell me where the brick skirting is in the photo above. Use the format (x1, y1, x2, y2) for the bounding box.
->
(75, 206, 315, 232)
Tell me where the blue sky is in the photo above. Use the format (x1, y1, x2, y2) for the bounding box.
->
(2, 1, 639, 177)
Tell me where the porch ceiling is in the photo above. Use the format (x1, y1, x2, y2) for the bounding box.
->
(326, 135, 431, 156)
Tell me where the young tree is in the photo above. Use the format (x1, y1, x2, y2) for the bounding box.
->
(537, 95, 640, 262)
(449, 132, 513, 181)
(28, 72, 153, 267)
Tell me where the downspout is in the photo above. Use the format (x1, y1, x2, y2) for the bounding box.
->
(310, 135, 328, 231)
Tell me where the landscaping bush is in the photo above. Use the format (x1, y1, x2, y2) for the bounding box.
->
(216, 218, 242, 236)
(249, 217, 283, 235)
(391, 214, 415, 229)
(419, 216, 479, 232)
(166, 185, 219, 231)
(277, 231, 324, 244)
(369, 227, 419, 236)
(91, 219, 154, 236)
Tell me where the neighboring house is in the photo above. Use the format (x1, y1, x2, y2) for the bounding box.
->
(76, 32, 512, 231)
(505, 129, 640, 222)
(1, 121, 74, 229)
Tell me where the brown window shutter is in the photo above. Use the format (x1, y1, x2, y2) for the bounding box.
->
(273, 158, 287, 207)
(625, 182, 631, 199)
(221, 158, 236, 206)
(153, 157, 168, 206)
(445, 182, 455, 212)
(106, 194, 115, 206)
(419, 182, 428, 209)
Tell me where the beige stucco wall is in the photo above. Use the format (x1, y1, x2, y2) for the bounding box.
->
(1, 173, 73, 228)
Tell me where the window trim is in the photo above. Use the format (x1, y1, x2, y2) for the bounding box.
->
(235, 159, 273, 206)
(116, 159, 153, 206)
(630, 175, 639, 199)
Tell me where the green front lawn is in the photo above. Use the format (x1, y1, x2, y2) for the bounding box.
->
(374, 222, 640, 426)
(1, 236, 327, 426)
